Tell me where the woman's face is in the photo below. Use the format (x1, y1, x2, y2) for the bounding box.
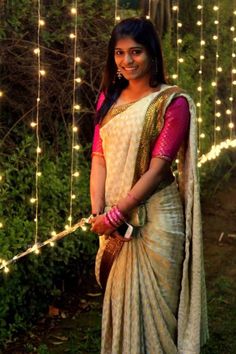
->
(114, 37, 151, 81)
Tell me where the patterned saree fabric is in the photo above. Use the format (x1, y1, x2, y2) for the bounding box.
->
(94, 85, 209, 354)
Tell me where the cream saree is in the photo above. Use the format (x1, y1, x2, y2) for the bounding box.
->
(95, 85, 209, 354)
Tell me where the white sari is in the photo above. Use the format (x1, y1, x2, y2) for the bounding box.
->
(95, 86, 209, 354)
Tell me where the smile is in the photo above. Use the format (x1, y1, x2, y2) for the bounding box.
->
(123, 67, 138, 71)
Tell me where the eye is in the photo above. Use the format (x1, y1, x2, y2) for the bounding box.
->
(131, 49, 142, 55)
(115, 50, 123, 56)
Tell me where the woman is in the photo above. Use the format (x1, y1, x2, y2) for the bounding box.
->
(90, 18, 208, 354)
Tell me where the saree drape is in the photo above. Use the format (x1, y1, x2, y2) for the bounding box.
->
(95, 85, 209, 354)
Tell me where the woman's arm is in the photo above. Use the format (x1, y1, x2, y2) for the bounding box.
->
(90, 155, 106, 215)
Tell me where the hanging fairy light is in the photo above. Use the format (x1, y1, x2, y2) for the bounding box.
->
(31, 0, 44, 246)
(228, 10, 236, 139)
(146, 0, 151, 19)
(212, 2, 221, 145)
(196, 1, 205, 154)
(172, 1, 183, 81)
(68, 1, 80, 228)
(115, 0, 120, 22)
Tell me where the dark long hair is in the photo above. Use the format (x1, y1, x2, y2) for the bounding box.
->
(96, 17, 167, 123)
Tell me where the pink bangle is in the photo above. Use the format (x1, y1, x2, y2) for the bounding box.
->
(113, 206, 126, 223)
(104, 214, 115, 228)
(106, 211, 119, 228)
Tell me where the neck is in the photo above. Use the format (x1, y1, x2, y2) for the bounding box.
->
(127, 76, 152, 94)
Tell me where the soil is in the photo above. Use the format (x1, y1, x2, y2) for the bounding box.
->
(2, 171, 236, 354)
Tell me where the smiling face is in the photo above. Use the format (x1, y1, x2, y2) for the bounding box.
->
(114, 37, 151, 82)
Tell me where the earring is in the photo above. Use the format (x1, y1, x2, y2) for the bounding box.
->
(117, 69, 122, 79)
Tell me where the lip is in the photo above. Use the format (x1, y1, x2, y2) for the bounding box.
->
(122, 67, 138, 71)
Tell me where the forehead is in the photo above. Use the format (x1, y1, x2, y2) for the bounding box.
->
(115, 36, 143, 49)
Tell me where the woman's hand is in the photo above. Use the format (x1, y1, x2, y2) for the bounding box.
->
(90, 214, 116, 236)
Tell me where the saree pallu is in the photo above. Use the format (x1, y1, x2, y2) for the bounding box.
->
(95, 85, 209, 354)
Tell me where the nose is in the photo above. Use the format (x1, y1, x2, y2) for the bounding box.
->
(123, 53, 133, 65)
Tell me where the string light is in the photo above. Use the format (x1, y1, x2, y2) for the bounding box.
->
(146, 0, 151, 19)
(0, 217, 91, 273)
(115, 0, 120, 22)
(198, 139, 236, 167)
(0, 91, 3, 97)
(228, 6, 236, 140)
(197, 1, 205, 153)
(68, 1, 80, 227)
(212, 2, 221, 146)
(172, 1, 182, 81)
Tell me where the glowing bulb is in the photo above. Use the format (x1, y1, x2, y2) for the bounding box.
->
(39, 19, 45, 26)
(211, 81, 216, 87)
(172, 74, 178, 79)
(232, 53, 236, 58)
(39, 70, 46, 76)
(234, 37, 236, 42)
(173, 5, 178, 11)
(34, 248, 40, 255)
(74, 104, 81, 110)
(30, 198, 37, 203)
(233, 80, 236, 85)
(226, 109, 232, 115)
(73, 171, 80, 177)
(178, 22, 182, 28)
(0, 91, 3, 97)
(34, 48, 40, 55)
(36, 146, 42, 153)
(51, 231, 57, 236)
(197, 86, 202, 92)
(197, 5, 203, 10)
(200, 133, 205, 138)
(199, 70, 202, 74)
(217, 67, 222, 72)
(178, 58, 184, 63)
(197, 21, 202, 26)
(30, 122, 37, 127)
(229, 122, 234, 128)
(215, 126, 221, 131)
(81, 225, 87, 231)
(50, 242, 55, 247)
(37, 97, 40, 102)
(215, 112, 221, 117)
(214, 20, 219, 25)
(200, 55, 205, 60)
(213, 35, 218, 40)
(75, 57, 81, 63)
(213, 5, 219, 11)
(229, 97, 233, 101)
(200, 40, 206, 45)
(115, 16, 121, 21)
(36, 172, 42, 177)
(4, 267, 9, 273)
(73, 126, 78, 132)
(64, 224, 69, 230)
(71, 194, 76, 199)
(198, 118, 203, 123)
(0, 175, 3, 182)
(231, 26, 235, 31)
(177, 38, 183, 44)
(0, 222, 3, 228)
(216, 99, 221, 105)
(73, 144, 80, 150)
(75, 77, 82, 83)
(232, 68, 236, 73)
(196, 102, 201, 107)
(71, 7, 77, 14)
(69, 33, 76, 39)
(145, 15, 150, 19)
(68, 216, 72, 222)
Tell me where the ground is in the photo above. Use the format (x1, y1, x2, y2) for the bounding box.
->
(2, 169, 236, 354)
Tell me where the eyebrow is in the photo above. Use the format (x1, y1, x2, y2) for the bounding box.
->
(114, 46, 143, 50)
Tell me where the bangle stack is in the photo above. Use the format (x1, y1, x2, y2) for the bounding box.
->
(105, 206, 127, 228)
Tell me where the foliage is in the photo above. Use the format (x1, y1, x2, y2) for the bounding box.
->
(0, 130, 98, 347)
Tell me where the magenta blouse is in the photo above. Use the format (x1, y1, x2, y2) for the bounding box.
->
(92, 95, 190, 163)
